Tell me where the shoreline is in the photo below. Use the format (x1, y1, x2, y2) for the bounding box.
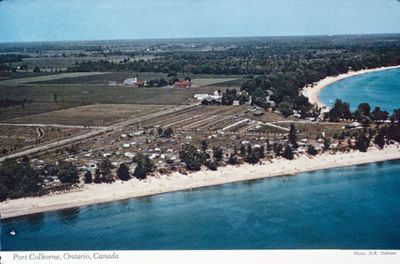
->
(1, 144, 400, 219)
(302, 65, 400, 108)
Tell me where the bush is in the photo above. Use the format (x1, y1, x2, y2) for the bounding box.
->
(228, 154, 238, 165)
(283, 146, 294, 160)
(306, 145, 318, 156)
(84, 170, 92, 184)
(117, 163, 131, 181)
(58, 161, 79, 184)
(205, 161, 218, 171)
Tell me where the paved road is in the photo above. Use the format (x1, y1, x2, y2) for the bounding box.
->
(0, 103, 200, 162)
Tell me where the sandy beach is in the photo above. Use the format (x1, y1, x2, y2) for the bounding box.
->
(1, 144, 400, 219)
(302, 65, 400, 108)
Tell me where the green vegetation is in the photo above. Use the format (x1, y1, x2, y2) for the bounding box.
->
(284, 146, 294, 160)
(179, 144, 206, 171)
(328, 99, 353, 121)
(0, 158, 42, 201)
(117, 163, 131, 181)
(84, 170, 93, 184)
(307, 145, 318, 156)
(98, 158, 114, 183)
(133, 153, 155, 179)
(288, 124, 298, 148)
(57, 161, 79, 184)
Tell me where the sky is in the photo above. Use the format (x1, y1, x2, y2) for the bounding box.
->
(0, 0, 399, 43)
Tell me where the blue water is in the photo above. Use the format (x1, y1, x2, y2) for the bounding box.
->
(320, 68, 400, 112)
(2, 161, 400, 250)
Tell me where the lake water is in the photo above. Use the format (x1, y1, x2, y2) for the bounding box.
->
(2, 160, 400, 250)
(320, 68, 400, 112)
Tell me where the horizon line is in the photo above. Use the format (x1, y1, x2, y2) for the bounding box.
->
(1, 32, 400, 45)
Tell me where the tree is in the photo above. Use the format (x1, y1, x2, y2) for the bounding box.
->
(213, 147, 223, 162)
(0, 158, 42, 201)
(391, 109, 400, 123)
(205, 160, 218, 171)
(288, 124, 298, 148)
(179, 144, 204, 171)
(53, 93, 58, 103)
(328, 99, 352, 122)
(283, 145, 294, 160)
(259, 145, 265, 158)
(278, 101, 293, 117)
(275, 144, 283, 156)
(33, 66, 41, 72)
(306, 145, 318, 156)
(117, 163, 131, 181)
(353, 103, 373, 125)
(247, 150, 260, 164)
(157, 127, 163, 136)
(323, 138, 331, 151)
(371, 107, 388, 121)
(374, 130, 385, 149)
(99, 158, 113, 182)
(94, 168, 102, 184)
(355, 134, 370, 152)
(58, 161, 79, 184)
(84, 170, 92, 184)
(357, 103, 371, 117)
(239, 145, 247, 157)
(201, 139, 208, 152)
(162, 127, 174, 138)
(133, 154, 155, 179)
(228, 154, 238, 165)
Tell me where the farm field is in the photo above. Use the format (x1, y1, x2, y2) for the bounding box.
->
(10, 55, 140, 69)
(7, 104, 174, 126)
(0, 102, 82, 121)
(30, 72, 168, 85)
(0, 84, 229, 121)
(0, 72, 59, 82)
(0, 72, 110, 85)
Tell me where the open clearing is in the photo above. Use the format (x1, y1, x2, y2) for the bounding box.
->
(8, 104, 174, 126)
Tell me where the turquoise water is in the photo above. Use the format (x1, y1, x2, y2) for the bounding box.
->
(320, 68, 400, 112)
(2, 161, 400, 250)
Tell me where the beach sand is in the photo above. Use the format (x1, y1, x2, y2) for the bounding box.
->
(1, 144, 400, 219)
(302, 65, 400, 108)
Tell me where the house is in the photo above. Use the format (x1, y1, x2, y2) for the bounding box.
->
(123, 77, 144, 87)
(194, 91, 222, 103)
(174, 80, 191, 88)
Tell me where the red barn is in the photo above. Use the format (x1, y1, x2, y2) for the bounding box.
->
(173, 80, 191, 88)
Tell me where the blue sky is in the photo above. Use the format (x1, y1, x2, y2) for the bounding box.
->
(0, 0, 399, 43)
